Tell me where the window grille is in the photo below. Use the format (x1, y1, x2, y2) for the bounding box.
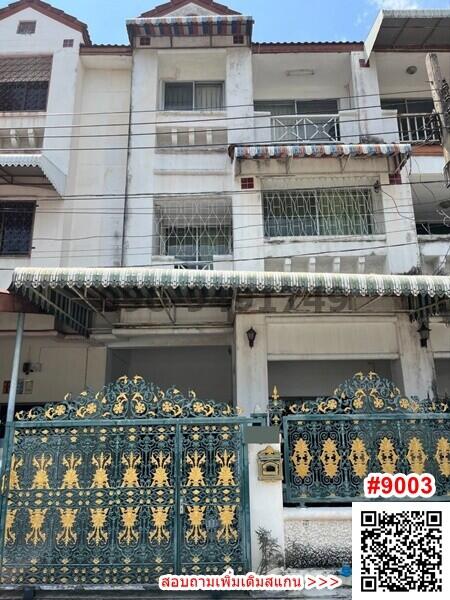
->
(263, 188, 378, 237)
(155, 200, 232, 266)
(164, 81, 224, 110)
(0, 57, 52, 112)
(17, 21, 36, 34)
(0, 202, 34, 255)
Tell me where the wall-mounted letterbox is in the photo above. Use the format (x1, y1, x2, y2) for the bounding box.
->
(257, 445, 282, 481)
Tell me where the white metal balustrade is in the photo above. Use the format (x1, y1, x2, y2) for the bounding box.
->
(398, 112, 441, 144)
(270, 114, 340, 143)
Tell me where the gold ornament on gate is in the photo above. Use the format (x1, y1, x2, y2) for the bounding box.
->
(91, 452, 112, 489)
(349, 437, 370, 478)
(5, 509, 17, 544)
(377, 437, 398, 474)
(217, 505, 238, 543)
(216, 450, 236, 486)
(119, 507, 139, 545)
(9, 455, 23, 491)
(435, 437, 450, 477)
(31, 454, 53, 490)
(149, 506, 170, 544)
(186, 506, 207, 544)
(61, 453, 82, 489)
(406, 437, 428, 474)
(56, 508, 78, 545)
(121, 452, 141, 488)
(87, 508, 109, 545)
(25, 508, 48, 545)
(151, 451, 171, 487)
(291, 439, 312, 479)
(320, 438, 341, 478)
(186, 451, 206, 487)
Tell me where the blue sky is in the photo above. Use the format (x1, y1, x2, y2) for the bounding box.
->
(30, 0, 450, 44)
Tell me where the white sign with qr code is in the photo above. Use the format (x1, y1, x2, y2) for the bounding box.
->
(352, 502, 449, 600)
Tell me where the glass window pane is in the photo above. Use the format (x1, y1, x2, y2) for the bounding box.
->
(0, 203, 34, 255)
(195, 83, 223, 110)
(164, 82, 193, 110)
(254, 100, 296, 115)
(24, 81, 48, 110)
(296, 99, 338, 114)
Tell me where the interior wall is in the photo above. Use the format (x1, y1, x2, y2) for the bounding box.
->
(435, 359, 450, 397)
(107, 346, 233, 404)
(268, 359, 393, 397)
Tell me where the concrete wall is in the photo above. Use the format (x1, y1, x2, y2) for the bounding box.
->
(284, 508, 352, 569)
(0, 315, 106, 406)
(107, 346, 233, 404)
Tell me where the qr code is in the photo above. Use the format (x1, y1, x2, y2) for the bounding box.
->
(353, 502, 450, 599)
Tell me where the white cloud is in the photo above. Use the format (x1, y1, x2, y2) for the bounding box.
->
(370, 0, 421, 9)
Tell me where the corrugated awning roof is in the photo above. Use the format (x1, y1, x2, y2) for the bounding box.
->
(127, 14, 253, 42)
(9, 267, 450, 336)
(230, 143, 411, 160)
(365, 9, 450, 56)
(0, 154, 64, 195)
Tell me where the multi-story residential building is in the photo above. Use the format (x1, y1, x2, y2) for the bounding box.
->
(0, 0, 449, 583)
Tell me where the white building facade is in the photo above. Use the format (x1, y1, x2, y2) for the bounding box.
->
(0, 0, 449, 573)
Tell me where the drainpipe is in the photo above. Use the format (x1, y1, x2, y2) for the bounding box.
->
(120, 48, 135, 267)
(6, 312, 25, 424)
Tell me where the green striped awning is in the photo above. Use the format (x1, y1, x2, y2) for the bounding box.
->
(9, 267, 450, 335)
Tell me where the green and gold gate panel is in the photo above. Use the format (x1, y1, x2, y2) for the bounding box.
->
(0, 376, 251, 585)
(272, 372, 450, 503)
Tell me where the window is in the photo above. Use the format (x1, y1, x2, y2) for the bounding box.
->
(263, 188, 377, 237)
(17, 21, 36, 34)
(0, 202, 35, 255)
(381, 97, 439, 143)
(0, 81, 48, 111)
(164, 225, 232, 262)
(63, 39, 74, 48)
(0, 57, 52, 112)
(254, 99, 338, 116)
(380, 98, 434, 114)
(164, 81, 224, 111)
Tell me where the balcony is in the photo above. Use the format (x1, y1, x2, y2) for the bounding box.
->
(263, 187, 387, 274)
(0, 113, 46, 152)
(270, 114, 340, 144)
(152, 199, 233, 270)
(397, 112, 441, 145)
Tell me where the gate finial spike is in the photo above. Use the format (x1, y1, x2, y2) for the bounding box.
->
(272, 386, 280, 401)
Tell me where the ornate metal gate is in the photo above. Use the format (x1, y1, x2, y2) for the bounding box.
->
(0, 376, 251, 585)
(268, 372, 450, 503)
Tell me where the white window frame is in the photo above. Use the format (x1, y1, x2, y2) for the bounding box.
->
(162, 80, 225, 111)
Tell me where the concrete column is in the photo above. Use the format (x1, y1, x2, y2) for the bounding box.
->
(232, 186, 265, 271)
(382, 182, 420, 274)
(44, 44, 81, 179)
(393, 314, 436, 399)
(247, 443, 285, 571)
(124, 50, 159, 266)
(226, 48, 254, 144)
(234, 313, 268, 415)
(350, 52, 386, 142)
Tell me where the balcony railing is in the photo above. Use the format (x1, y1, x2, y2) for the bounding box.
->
(156, 126, 227, 149)
(398, 112, 441, 144)
(270, 114, 340, 143)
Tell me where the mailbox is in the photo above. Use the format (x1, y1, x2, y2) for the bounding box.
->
(257, 445, 282, 481)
